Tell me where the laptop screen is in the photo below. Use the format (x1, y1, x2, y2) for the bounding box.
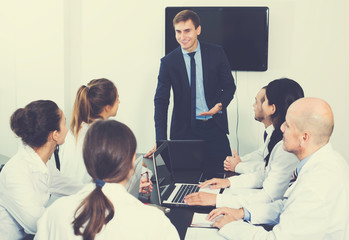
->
(167, 140, 204, 171)
(153, 142, 173, 204)
(156, 140, 205, 171)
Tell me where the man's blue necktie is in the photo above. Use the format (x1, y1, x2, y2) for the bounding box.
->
(188, 52, 196, 127)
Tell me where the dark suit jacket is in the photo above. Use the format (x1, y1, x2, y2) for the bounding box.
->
(154, 42, 236, 141)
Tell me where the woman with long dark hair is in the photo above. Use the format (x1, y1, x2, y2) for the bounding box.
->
(0, 100, 82, 240)
(184, 78, 304, 208)
(36, 120, 179, 240)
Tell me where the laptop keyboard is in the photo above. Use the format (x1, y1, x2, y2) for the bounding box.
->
(172, 184, 199, 203)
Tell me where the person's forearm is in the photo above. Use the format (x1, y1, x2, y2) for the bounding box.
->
(219, 221, 273, 240)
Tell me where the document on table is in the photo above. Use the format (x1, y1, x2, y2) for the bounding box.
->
(184, 227, 226, 240)
(185, 187, 223, 239)
(190, 213, 222, 228)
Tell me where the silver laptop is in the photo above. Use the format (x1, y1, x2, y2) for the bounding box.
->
(152, 141, 200, 207)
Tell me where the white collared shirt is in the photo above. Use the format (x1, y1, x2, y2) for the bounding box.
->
(0, 146, 83, 240)
(60, 122, 92, 184)
(235, 124, 275, 174)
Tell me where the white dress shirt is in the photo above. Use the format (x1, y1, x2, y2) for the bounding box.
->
(60, 122, 92, 184)
(235, 125, 274, 174)
(35, 183, 180, 240)
(216, 141, 298, 208)
(0, 146, 83, 240)
(218, 143, 349, 240)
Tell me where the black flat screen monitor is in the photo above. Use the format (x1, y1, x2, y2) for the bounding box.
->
(165, 7, 269, 71)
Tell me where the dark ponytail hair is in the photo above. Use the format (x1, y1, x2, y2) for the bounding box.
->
(72, 120, 137, 240)
(264, 78, 304, 166)
(10, 100, 61, 148)
(70, 78, 118, 141)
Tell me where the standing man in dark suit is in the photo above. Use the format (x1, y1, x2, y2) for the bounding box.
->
(146, 10, 236, 168)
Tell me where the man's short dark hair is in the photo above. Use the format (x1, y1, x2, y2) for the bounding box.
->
(173, 10, 200, 29)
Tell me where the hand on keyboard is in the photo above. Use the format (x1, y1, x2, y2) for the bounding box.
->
(183, 192, 217, 206)
(198, 178, 230, 190)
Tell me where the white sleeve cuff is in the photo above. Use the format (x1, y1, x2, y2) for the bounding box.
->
(216, 192, 242, 209)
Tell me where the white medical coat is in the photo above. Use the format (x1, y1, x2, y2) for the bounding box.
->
(216, 141, 298, 208)
(218, 143, 349, 240)
(35, 183, 180, 240)
(60, 122, 91, 184)
(0, 146, 83, 240)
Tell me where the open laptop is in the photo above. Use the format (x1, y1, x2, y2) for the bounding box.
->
(152, 141, 220, 207)
(157, 140, 225, 183)
(152, 141, 199, 207)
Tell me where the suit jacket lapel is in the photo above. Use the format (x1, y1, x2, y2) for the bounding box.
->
(200, 43, 209, 98)
(174, 47, 191, 95)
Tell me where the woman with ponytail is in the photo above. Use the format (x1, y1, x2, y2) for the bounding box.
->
(35, 120, 179, 240)
(0, 100, 82, 240)
(184, 78, 304, 209)
(60, 78, 120, 184)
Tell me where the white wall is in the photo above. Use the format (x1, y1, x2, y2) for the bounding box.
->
(1, 0, 348, 162)
(0, 0, 65, 157)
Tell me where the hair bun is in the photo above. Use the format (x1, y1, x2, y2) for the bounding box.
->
(10, 100, 61, 148)
(10, 108, 26, 138)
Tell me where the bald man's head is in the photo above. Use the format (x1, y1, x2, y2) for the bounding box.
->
(281, 98, 334, 157)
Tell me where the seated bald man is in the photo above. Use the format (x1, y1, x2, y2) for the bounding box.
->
(207, 97, 349, 240)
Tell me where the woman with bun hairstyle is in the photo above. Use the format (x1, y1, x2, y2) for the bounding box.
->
(35, 120, 179, 240)
(60, 78, 120, 184)
(0, 100, 82, 240)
